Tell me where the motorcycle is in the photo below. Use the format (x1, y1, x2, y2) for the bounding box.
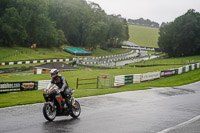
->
(43, 83, 81, 121)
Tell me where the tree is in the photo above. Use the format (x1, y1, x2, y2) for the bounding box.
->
(106, 15, 129, 48)
(48, 0, 90, 47)
(0, 0, 14, 17)
(0, 0, 67, 47)
(0, 7, 27, 46)
(0, 0, 129, 48)
(34, 14, 67, 47)
(158, 9, 200, 57)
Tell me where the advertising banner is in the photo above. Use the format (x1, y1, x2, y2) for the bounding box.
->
(174, 69, 179, 75)
(0, 81, 38, 93)
(20, 82, 36, 91)
(125, 75, 133, 84)
(141, 71, 161, 82)
(161, 70, 175, 77)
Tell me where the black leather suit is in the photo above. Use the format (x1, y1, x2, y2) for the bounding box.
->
(51, 75, 71, 99)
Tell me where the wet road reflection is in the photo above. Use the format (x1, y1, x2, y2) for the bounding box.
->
(42, 118, 80, 133)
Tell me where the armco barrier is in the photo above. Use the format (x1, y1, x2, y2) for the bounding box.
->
(197, 63, 200, 69)
(0, 81, 38, 93)
(185, 65, 190, 72)
(114, 74, 142, 87)
(133, 74, 141, 83)
(191, 64, 195, 70)
(114, 75, 125, 87)
(114, 63, 200, 88)
(178, 67, 183, 75)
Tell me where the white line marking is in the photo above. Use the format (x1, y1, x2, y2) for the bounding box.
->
(158, 115, 200, 133)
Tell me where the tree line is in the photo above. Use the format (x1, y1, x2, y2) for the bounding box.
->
(128, 18, 159, 28)
(0, 0, 129, 50)
(158, 9, 200, 57)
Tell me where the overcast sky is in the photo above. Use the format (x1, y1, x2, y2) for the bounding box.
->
(87, 0, 200, 24)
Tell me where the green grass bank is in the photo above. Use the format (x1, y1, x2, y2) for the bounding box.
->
(128, 25, 159, 48)
(0, 46, 131, 63)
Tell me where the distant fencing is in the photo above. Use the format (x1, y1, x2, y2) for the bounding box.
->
(114, 63, 200, 87)
(98, 74, 113, 88)
(121, 45, 161, 52)
(76, 77, 98, 89)
(0, 81, 38, 93)
(76, 74, 113, 89)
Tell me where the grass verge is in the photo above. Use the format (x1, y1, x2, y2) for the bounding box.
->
(0, 68, 200, 108)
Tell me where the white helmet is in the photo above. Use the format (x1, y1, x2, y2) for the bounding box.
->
(50, 69, 59, 79)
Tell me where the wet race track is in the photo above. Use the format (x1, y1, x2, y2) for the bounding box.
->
(1, 82, 200, 133)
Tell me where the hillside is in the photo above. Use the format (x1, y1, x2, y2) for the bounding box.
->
(128, 25, 159, 48)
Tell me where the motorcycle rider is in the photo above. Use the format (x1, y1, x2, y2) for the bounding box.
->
(50, 69, 75, 107)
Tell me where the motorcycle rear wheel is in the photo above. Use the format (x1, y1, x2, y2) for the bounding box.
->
(43, 103, 56, 121)
(70, 100, 81, 118)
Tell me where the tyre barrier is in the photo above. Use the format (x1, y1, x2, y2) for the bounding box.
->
(74, 50, 136, 65)
(114, 63, 200, 87)
(0, 58, 70, 66)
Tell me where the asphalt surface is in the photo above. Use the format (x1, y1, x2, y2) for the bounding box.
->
(1, 81, 200, 133)
(124, 41, 138, 46)
(114, 54, 158, 66)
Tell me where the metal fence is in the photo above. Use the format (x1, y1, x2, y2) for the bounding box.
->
(98, 74, 113, 88)
(76, 77, 98, 89)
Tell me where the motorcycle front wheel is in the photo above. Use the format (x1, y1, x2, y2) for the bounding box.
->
(70, 100, 81, 118)
(43, 103, 56, 121)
